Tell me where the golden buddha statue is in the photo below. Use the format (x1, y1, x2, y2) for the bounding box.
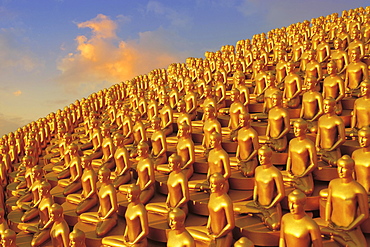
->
(120, 142, 155, 204)
(150, 117, 167, 166)
(330, 38, 349, 75)
(119, 105, 134, 145)
(315, 30, 330, 63)
(188, 173, 235, 246)
(351, 81, 370, 137)
(80, 167, 118, 237)
(202, 85, 217, 111)
(167, 208, 195, 247)
(352, 126, 370, 194)
(190, 132, 231, 192)
(320, 155, 368, 247)
(300, 40, 312, 72)
(234, 146, 285, 231)
(18, 168, 42, 221)
(24, 181, 54, 247)
(69, 228, 86, 247)
(275, 50, 288, 87)
(101, 124, 115, 169)
(304, 50, 323, 85)
(159, 94, 174, 136)
(279, 190, 323, 247)
(176, 122, 195, 179)
(90, 118, 103, 153)
(8, 132, 18, 164)
(146, 153, 190, 215)
(1, 229, 17, 247)
(0, 155, 7, 189)
(112, 133, 131, 188)
(266, 92, 290, 152)
(213, 71, 227, 109)
(345, 48, 369, 96)
(322, 61, 345, 115)
(263, 73, 282, 114)
(102, 184, 149, 247)
(233, 71, 250, 110)
(316, 97, 345, 166)
(58, 144, 82, 196)
(228, 89, 247, 140)
(131, 110, 148, 155)
(283, 61, 302, 108)
(285, 119, 318, 195)
(15, 154, 33, 190)
(207, 131, 231, 188)
(146, 91, 159, 122)
(176, 100, 192, 133)
(253, 60, 268, 103)
(300, 76, 323, 133)
(236, 113, 259, 177)
(168, 79, 179, 109)
(348, 29, 365, 59)
(215, 59, 227, 85)
(202, 105, 222, 157)
(290, 33, 304, 62)
(183, 81, 198, 120)
(49, 203, 70, 247)
(66, 155, 98, 214)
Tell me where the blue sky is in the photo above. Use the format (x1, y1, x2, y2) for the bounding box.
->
(0, 0, 369, 136)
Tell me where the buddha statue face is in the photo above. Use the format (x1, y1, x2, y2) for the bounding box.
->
(333, 39, 341, 50)
(286, 62, 294, 73)
(209, 132, 221, 150)
(271, 93, 282, 108)
(358, 128, 370, 148)
(323, 98, 335, 114)
(288, 191, 306, 215)
(360, 81, 370, 97)
(209, 173, 224, 194)
(350, 49, 360, 62)
(293, 120, 307, 138)
(258, 146, 272, 166)
(168, 154, 181, 172)
(306, 77, 317, 91)
(127, 185, 140, 203)
(337, 156, 354, 179)
(168, 208, 186, 230)
(326, 62, 336, 75)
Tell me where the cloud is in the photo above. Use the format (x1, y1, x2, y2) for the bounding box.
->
(0, 28, 39, 72)
(146, 1, 191, 28)
(12, 90, 22, 96)
(57, 14, 188, 94)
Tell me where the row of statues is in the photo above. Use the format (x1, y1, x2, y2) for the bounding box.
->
(1, 5, 370, 247)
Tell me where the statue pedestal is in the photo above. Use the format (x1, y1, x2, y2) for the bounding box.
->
(147, 212, 207, 243)
(50, 185, 67, 204)
(74, 215, 126, 247)
(233, 215, 280, 246)
(313, 161, 338, 181)
(16, 231, 53, 247)
(8, 209, 38, 233)
(61, 201, 99, 226)
(189, 189, 253, 216)
(281, 174, 329, 211)
(229, 169, 254, 190)
(5, 196, 18, 212)
(45, 171, 58, 188)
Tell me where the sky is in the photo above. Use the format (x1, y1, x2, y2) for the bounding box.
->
(0, 0, 369, 136)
